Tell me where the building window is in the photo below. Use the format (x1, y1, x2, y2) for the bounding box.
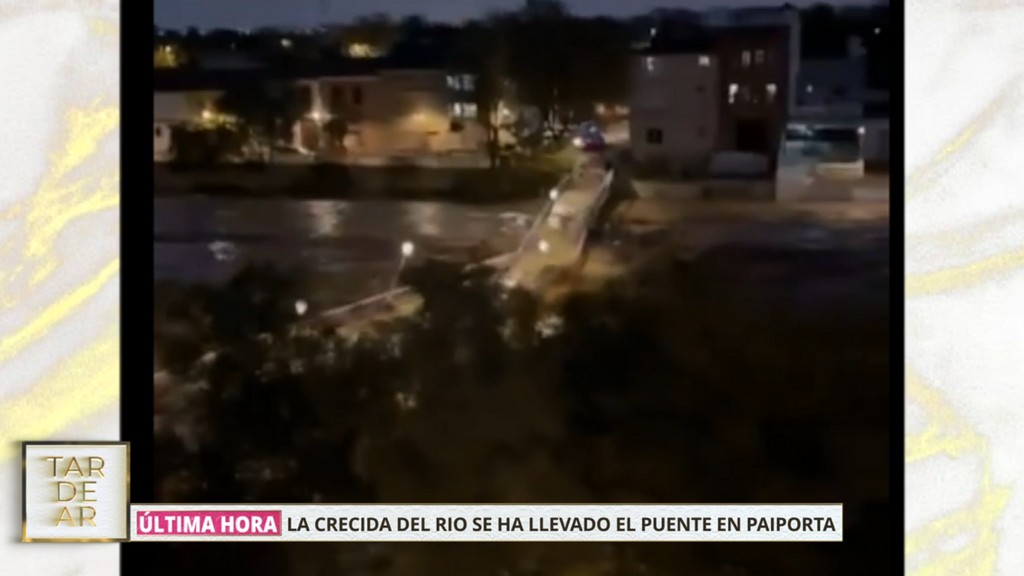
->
(331, 87, 345, 110)
(645, 128, 663, 144)
(644, 56, 655, 72)
(741, 51, 751, 66)
(446, 74, 475, 91)
(154, 126, 163, 138)
(450, 120, 465, 133)
(728, 83, 739, 104)
(766, 83, 777, 102)
(352, 86, 363, 105)
(754, 49, 765, 64)
(449, 102, 478, 119)
(698, 55, 710, 66)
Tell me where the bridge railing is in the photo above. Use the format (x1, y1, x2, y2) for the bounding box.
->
(571, 169, 615, 261)
(315, 169, 580, 326)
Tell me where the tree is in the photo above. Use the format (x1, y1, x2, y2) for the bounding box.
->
(153, 247, 890, 576)
(322, 117, 349, 157)
(153, 45, 184, 68)
(215, 81, 308, 162)
(457, 16, 515, 167)
(337, 13, 400, 57)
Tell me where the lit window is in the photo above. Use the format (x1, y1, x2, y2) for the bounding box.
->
(728, 83, 739, 104)
(698, 55, 710, 66)
(766, 83, 777, 102)
(449, 102, 478, 119)
(741, 51, 751, 66)
(461, 75, 475, 91)
(755, 49, 765, 64)
(644, 56, 655, 72)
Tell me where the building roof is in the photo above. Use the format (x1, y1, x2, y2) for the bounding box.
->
(640, 22, 788, 56)
(153, 47, 452, 93)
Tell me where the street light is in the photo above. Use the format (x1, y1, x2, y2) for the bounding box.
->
(389, 240, 416, 291)
(548, 189, 559, 201)
(295, 299, 308, 316)
(538, 239, 550, 253)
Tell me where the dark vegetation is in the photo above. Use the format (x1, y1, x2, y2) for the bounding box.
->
(152, 251, 889, 576)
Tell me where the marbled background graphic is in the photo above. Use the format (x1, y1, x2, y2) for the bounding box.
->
(906, 2, 1024, 575)
(0, 2, 120, 573)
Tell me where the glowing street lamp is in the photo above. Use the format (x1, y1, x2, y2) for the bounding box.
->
(538, 239, 550, 253)
(295, 299, 308, 316)
(389, 241, 416, 292)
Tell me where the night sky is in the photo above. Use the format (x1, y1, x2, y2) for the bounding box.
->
(155, 0, 855, 30)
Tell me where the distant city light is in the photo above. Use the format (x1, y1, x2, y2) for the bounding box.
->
(347, 43, 381, 58)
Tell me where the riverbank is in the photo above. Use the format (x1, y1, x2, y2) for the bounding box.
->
(154, 163, 562, 204)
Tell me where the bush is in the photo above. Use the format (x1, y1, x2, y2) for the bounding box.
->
(152, 250, 889, 576)
(169, 125, 247, 169)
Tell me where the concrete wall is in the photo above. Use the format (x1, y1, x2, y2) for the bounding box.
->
(862, 119, 889, 162)
(632, 178, 775, 201)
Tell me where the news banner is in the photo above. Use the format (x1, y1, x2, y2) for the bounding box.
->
(21, 442, 843, 543)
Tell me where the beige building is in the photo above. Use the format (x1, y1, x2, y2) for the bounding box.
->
(298, 70, 485, 157)
(154, 63, 486, 161)
(630, 52, 720, 173)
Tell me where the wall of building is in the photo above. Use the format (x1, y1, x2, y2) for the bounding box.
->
(862, 119, 889, 162)
(629, 53, 720, 173)
(154, 91, 221, 160)
(156, 70, 488, 162)
(714, 26, 791, 155)
(299, 71, 486, 157)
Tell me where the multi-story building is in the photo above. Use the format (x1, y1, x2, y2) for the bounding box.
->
(631, 7, 797, 173)
(153, 53, 485, 161)
(630, 33, 720, 173)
